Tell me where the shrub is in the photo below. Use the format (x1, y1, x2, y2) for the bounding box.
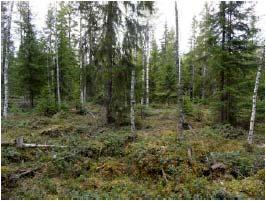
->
(212, 124, 245, 139)
(36, 89, 57, 116)
(2, 147, 22, 164)
(9, 102, 23, 114)
(193, 107, 204, 122)
(211, 189, 241, 200)
(184, 177, 213, 199)
(183, 96, 194, 116)
(208, 151, 254, 178)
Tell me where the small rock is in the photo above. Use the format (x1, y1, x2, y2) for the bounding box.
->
(211, 162, 226, 171)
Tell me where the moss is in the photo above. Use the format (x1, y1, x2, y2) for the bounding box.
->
(2, 104, 264, 199)
(95, 157, 128, 178)
(254, 169, 265, 181)
(224, 177, 265, 199)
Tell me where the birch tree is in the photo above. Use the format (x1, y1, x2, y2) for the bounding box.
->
(141, 21, 151, 106)
(247, 49, 264, 145)
(144, 22, 150, 106)
(2, 1, 14, 118)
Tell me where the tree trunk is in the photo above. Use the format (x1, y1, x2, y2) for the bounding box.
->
(141, 38, 145, 118)
(201, 64, 206, 99)
(106, 77, 113, 123)
(145, 23, 150, 106)
(175, 1, 184, 140)
(1, 3, 7, 107)
(142, 39, 146, 106)
(146, 57, 149, 106)
(46, 47, 51, 94)
(3, 2, 14, 118)
(55, 2, 61, 110)
(79, 14, 84, 106)
(219, 2, 226, 123)
(189, 64, 195, 100)
(83, 44, 87, 103)
(247, 53, 263, 145)
(130, 64, 136, 138)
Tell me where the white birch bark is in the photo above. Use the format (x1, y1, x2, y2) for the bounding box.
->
(247, 58, 263, 145)
(142, 39, 146, 106)
(3, 2, 14, 118)
(145, 22, 150, 106)
(83, 45, 88, 103)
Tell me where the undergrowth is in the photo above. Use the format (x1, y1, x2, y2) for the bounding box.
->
(1, 103, 265, 199)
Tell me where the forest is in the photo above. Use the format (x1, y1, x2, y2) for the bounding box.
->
(1, 0, 265, 200)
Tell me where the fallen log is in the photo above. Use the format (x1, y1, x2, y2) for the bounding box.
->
(21, 143, 68, 148)
(1, 136, 68, 148)
(9, 166, 41, 181)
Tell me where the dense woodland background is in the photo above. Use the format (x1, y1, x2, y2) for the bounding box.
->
(1, 1, 265, 200)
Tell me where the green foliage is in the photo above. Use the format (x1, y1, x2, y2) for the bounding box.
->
(151, 27, 177, 103)
(208, 151, 256, 178)
(211, 189, 241, 200)
(15, 5, 46, 107)
(183, 96, 194, 116)
(2, 1, 265, 200)
(8, 103, 23, 114)
(182, 2, 264, 126)
(184, 177, 212, 199)
(1, 147, 22, 165)
(1, 105, 265, 199)
(212, 124, 245, 139)
(36, 88, 57, 116)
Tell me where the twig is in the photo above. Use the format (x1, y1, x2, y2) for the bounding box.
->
(88, 111, 96, 118)
(161, 168, 168, 182)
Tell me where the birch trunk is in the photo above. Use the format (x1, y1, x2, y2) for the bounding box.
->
(141, 37, 145, 118)
(247, 55, 263, 145)
(3, 2, 14, 118)
(145, 23, 150, 106)
(142, 39, 146, 106)
(83, 45, 87, 103)
(146, 60, 149, 106)
(55, 2, 61, 110)
(175, 1, 184, 140)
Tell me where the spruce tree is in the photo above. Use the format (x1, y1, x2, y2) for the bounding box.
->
(16, 2, 45, 107)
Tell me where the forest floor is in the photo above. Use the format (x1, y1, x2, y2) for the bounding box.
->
(1, 103, 265, 199)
